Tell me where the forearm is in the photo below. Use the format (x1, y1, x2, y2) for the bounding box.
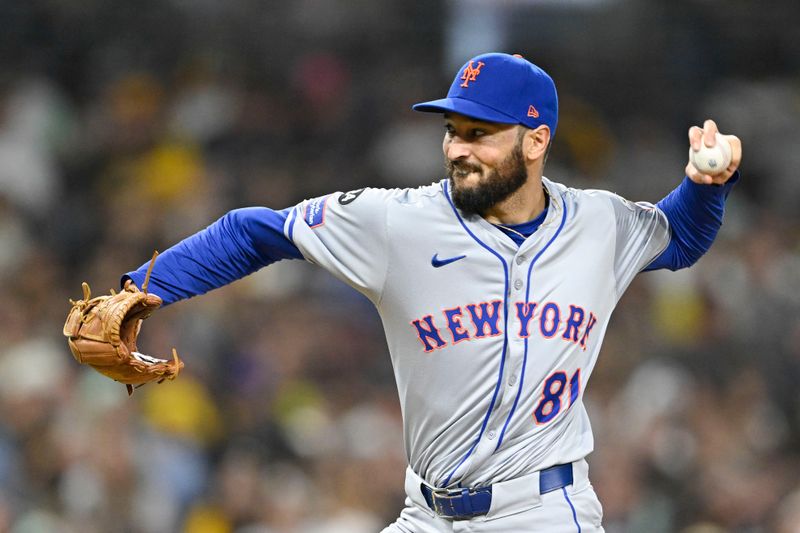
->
(124, 207, 303, 304)
(645, 172, 739, 271)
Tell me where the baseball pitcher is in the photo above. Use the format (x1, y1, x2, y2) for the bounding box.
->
(65, 53, 741, 531)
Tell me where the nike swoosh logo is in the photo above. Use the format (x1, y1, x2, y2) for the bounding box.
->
(431, 253, 467, 268)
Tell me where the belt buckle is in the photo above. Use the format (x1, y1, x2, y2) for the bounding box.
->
(430, 487, 465, 517)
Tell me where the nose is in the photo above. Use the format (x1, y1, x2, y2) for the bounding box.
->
(444, 136, 471, 161)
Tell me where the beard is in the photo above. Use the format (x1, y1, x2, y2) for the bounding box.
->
(446, 141, 528, 217)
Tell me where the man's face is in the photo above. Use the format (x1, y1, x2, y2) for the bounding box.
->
(443, 113, 528, 217)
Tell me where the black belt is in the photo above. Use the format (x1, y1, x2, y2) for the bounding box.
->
(420, 463, 573, 520)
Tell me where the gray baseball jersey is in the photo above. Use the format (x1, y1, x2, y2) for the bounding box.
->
(285, 176, 669, 488)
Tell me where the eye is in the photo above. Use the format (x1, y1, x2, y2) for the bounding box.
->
(444, 124, 455, 136)
(471, 128, 486, 138)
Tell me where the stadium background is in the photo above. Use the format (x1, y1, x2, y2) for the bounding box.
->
(1, 1, 799, 531)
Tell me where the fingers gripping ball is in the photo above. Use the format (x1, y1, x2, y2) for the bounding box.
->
(63, 252, 184, 395)
(690, 132, 732, 175)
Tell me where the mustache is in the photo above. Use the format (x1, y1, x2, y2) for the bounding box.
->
(446, 159, 482, 176)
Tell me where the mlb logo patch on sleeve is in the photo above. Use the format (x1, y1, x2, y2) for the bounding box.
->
(304, 196, 330, 229)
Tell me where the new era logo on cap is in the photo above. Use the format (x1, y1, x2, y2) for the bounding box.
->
(412, 52, 558, 136)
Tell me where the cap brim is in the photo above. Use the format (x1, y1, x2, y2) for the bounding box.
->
(412, 97, 519, 124)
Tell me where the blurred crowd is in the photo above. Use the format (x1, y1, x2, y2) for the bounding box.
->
(0, 1, 799, 532)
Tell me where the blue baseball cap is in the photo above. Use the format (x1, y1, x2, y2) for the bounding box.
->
(412, 53, 558, 135)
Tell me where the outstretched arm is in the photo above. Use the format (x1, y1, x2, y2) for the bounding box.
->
(124, 207, 303, 305)
(645, 119, 742, 271)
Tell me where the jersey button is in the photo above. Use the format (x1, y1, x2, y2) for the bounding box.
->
(516, 256, 525, 265)
(508, 374, 517, 386)
(513, 279, 523, 290)
(487, 430, 496, 440)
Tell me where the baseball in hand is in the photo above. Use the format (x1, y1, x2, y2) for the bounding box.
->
(690, 132, 732, 175)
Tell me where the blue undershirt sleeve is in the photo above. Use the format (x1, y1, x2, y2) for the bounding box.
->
(123, 207, 303, 305)
(644, 172, 739, 272)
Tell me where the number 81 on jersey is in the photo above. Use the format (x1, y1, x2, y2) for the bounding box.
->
(534, 369, 581, 424)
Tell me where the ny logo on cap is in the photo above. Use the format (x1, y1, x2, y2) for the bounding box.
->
(460, 61, 485, 88)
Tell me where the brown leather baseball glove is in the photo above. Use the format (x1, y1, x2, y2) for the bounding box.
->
(63, 256, 183, 395)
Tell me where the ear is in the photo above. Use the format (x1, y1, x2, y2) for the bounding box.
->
(522, 126, 551, 162)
